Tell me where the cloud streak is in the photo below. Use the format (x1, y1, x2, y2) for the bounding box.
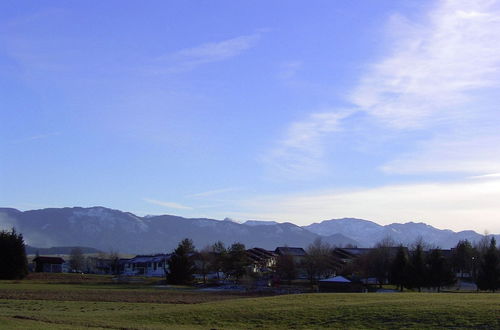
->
(231, 176, 500, 233)
(267, 0, 500, 178)
(187, 187, 240, 198)
(381, 132, 500, 174)
(152, 33, 260, 73)
(143, 198, 192, 210)
(11, 132, 61, 144)
(351, 0, 500, 129)
(264, 110, 353, 178)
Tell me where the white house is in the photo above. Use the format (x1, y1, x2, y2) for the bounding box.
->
(122, 254, 170, 277)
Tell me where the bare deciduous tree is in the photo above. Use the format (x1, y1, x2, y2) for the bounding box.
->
(69, 247, 84, 272)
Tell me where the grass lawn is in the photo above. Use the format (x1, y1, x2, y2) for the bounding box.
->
(0, 274, 498, 329)
(0, 274, 265, 304)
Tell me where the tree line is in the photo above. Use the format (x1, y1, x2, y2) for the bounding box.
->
(67, 247, 121, 275)
(167, 239, 249, 284)
(1, 227, 499, 292)
(166, 236, 500, 292)
(321, 236, 499, 292)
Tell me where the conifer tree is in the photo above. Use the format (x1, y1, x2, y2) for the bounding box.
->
(451, 240, 474, 279)
(210, 241, 227, 281)
(0, 228, 29, 279)
(426, 249, 455, 292)
(224, 242, 248, 282)
(390, 245, 408, 291)
(406, 242, 426, 292)
(477, 237, 500, 292)
(167, 238, 196, 284)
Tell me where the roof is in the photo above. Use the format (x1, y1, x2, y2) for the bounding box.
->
(126, 254, 170, 264)
(246, 247, 277, 262)
(337, 248, 372, 256)
(433, 249, 452, 258)
(33, 256, 65, 264)
(319, 275, 351, 283)
(333, 247, 407, 259)
(275, 247, 307, 256)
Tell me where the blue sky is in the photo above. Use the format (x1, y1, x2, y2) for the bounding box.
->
(2, 0, 500, 233)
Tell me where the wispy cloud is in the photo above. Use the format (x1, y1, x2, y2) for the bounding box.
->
(382, 132, 500, 174)
(373, 0, 500, 175)
(469, 173, 500, 180)
(187, 187, 240, 198)
(11, 132, 61, 144)
(230, 178, 500, 233)
(278, 60, 303, 83)
(264, 110, 352, 178)
(151, 33, 260, 73)
(266, 0, 500, 178)
(350, 0, 500, 128)
(4, 8, 67, 28)
(143, 198, 192, 210)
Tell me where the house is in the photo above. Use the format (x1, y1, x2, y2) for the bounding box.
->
(274, 247, 307, 264)
(332, 247, 404, 264)
(33, 256, 65, 273)
(434, 249, 452, 258)
(94, 258, 113, 274)
(318, 275, 364, 292)
(90, 257, 121, 275)
(332, 248, 372, 263)
(121, 254, 170, 277)
(246, 248, 277, 273)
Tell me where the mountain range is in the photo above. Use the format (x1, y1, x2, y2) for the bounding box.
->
(0, 207, 497, 254)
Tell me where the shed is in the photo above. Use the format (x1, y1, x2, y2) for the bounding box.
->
(319, 275, 364, 292)
(33, 256, 65, 273)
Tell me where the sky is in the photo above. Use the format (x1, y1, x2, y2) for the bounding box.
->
(1, 0, 500, 233)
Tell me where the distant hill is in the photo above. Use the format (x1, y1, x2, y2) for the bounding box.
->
(0, 207, 357, 254)
(1, 207, 496, 254)
(25, 245, 102, 255)
(243, 220, 280, 226)
(304, 218, 495, 248)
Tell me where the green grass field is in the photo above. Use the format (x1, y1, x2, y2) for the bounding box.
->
(0, 274, 498, 329)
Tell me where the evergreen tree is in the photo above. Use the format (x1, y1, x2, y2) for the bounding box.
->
(210, 241, 227, 281)
(451, 240, 474, 279)
(426, 249, 455, 292)
(390, 245, 408, 291)
(167, 238, 196, 284)
(406, 242, 426, 292)
(476, 237, 500, 292)
(224, 243, 248, 282)
(0, 228, 29, 279)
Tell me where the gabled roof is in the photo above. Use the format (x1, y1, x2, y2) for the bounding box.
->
(33, 256, 65, 264)
(319, 275, 351, 283)
(337, 248, 372, 256)
(275, 247, 307, 256)
(126, 254, 170, 264)
(246, 248, 277, 263)
(333, 247, 407, 259)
